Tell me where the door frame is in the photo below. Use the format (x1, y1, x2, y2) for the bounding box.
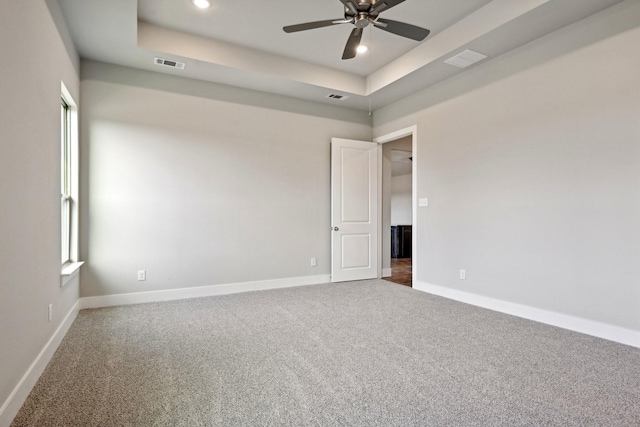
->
(374, 125, 418, 287)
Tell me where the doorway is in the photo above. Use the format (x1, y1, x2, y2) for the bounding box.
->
(382, 137, 413, 286)
(329, 126, 417, 286)
(374, 126, 417, 288)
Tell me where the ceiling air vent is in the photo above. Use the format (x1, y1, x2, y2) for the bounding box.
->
(327, 93, 349, 101)
(154, 57, 186, 70)
(444, 49, 487, 68)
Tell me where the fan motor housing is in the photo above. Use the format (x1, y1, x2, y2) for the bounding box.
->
(354, 14, 370, 28)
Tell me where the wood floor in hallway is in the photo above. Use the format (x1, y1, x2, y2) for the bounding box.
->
(384, 258, 412, 287)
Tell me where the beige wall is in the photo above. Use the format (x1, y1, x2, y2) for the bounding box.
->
(79, 61, 372, 297)
(0, 0, 80, 420)
(391, 174, 412, 226)
(374, 1, 640, 331)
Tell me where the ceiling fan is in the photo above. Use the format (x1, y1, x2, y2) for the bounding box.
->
(283, 0, 430, 60)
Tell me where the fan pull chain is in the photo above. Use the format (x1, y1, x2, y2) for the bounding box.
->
(368, 27, 373, 117)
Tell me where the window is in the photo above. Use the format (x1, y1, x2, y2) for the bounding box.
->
(61, 98, 71, 264)
(60, 82, 83, 283)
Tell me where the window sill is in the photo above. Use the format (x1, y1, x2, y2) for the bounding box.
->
(61, 261, 84, 287)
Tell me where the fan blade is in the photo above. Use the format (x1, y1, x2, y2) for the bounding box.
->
(342, 28, 363, 60)
(339, 0, 359, 14)
(373, 18, 430, 41)
(283, 19, 349, 33)
(370, 0, 406, 15)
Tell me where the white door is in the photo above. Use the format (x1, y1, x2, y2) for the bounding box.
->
(331, 138, 378, 282)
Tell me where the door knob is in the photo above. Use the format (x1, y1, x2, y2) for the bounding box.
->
(333, 227, 339, 231)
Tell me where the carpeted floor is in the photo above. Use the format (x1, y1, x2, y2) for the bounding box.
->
(12, 279, 640, 426)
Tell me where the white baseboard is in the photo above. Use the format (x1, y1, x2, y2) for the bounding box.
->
(415, 281, 640, 349)
(0, 300, 80, 427)
(79, 274, 332, 309)
(382, 268, 392, 278)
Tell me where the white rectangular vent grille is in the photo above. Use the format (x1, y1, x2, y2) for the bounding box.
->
(154, 57, 186, 70)
(327, 94, 349, 101)
(444, 49, 487, 68)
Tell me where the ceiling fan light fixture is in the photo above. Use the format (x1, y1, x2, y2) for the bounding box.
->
(357, 45, 368, 54)
(192, 0, 211, 9)
(283, 0, 430, 60)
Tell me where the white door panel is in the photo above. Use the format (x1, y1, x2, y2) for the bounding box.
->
(331, 138, 378, 283)
(341, 147, 371, 222)
(341, 234, 370, 269)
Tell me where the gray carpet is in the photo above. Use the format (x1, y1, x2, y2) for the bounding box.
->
(12, 280, 640, 426)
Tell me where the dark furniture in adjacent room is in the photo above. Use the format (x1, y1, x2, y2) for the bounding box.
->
(391, 225, 412, 259)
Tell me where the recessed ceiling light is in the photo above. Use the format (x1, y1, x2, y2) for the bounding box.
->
(357, 45, 368, 54)
(192, 0, 211, 9)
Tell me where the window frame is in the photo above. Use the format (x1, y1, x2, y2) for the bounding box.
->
(61, 97, 72, 265)
(60, 82, 83, 284)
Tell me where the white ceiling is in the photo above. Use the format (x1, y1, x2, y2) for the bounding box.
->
(58, 0, 625, 111)
(137, 0, 491, 76)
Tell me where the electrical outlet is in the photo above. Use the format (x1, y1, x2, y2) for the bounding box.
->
(460, 269, 466, 280)
(137, 270, 146, 281)
(310, 258, 317, 267)
(48, 304, 53, 322)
